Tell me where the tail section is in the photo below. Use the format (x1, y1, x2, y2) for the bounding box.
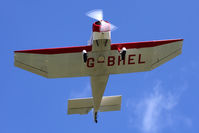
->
(67, 95, 122, 115)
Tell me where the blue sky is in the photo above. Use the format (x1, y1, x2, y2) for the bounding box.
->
(1, 0, 199, 133)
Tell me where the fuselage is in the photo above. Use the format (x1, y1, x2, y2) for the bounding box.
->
(90, 21, 112, 123)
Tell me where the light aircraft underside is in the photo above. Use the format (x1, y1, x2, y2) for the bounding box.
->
(14, 9, 183, 123)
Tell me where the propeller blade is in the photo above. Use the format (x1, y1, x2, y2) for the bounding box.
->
(86, 9, 103, 21)
(110, 23, 118, 31)
(100, 20, 109, 32)
(100, 21, 118, 32)
(86, 9, 118, 32)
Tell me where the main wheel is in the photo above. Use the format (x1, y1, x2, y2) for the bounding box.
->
(83, 53, 88, 63)
(121, 50, 126, 60)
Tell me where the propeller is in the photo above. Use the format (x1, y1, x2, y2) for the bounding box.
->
(86, 9, 117, 32)
(87, 9, 103, 21)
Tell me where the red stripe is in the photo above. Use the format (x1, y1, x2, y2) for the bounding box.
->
(111, 39, 183, 50)
(14, 39, 183, 54)
(14, 45, 92, 54)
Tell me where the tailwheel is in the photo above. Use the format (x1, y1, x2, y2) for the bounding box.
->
(94, 112, 98, 123)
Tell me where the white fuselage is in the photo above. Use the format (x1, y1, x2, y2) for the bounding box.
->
(90, 31, 112, 121)
(92, 31, 111, 40)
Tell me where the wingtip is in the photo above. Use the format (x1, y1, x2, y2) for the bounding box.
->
(177, 38, 184, 41)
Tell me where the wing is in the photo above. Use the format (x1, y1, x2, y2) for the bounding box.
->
(14, 45, 92, 78)
(107, 39, 183, 74)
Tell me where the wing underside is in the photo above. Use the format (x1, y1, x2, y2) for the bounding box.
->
(14, 46, 92, 78)
(108, 39, 183, 74)
(15, 53, 48, 77)
(14, 39, 183, 78)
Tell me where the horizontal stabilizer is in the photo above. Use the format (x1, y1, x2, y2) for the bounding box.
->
(99, 96, 121, 112)
(67, 95, 121, 115)
(68, 97, 93, 115)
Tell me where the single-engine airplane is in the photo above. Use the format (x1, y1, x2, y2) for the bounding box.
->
(14, 10, 183, 123)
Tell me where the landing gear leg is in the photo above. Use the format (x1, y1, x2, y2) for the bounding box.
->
(121, 50, 126, 60)
(82, 50, 88, 63)
(94, 112, 98, 123)
(119, 47, 126, 60)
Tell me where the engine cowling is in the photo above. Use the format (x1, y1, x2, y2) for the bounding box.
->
(92, 21, 111, 32)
